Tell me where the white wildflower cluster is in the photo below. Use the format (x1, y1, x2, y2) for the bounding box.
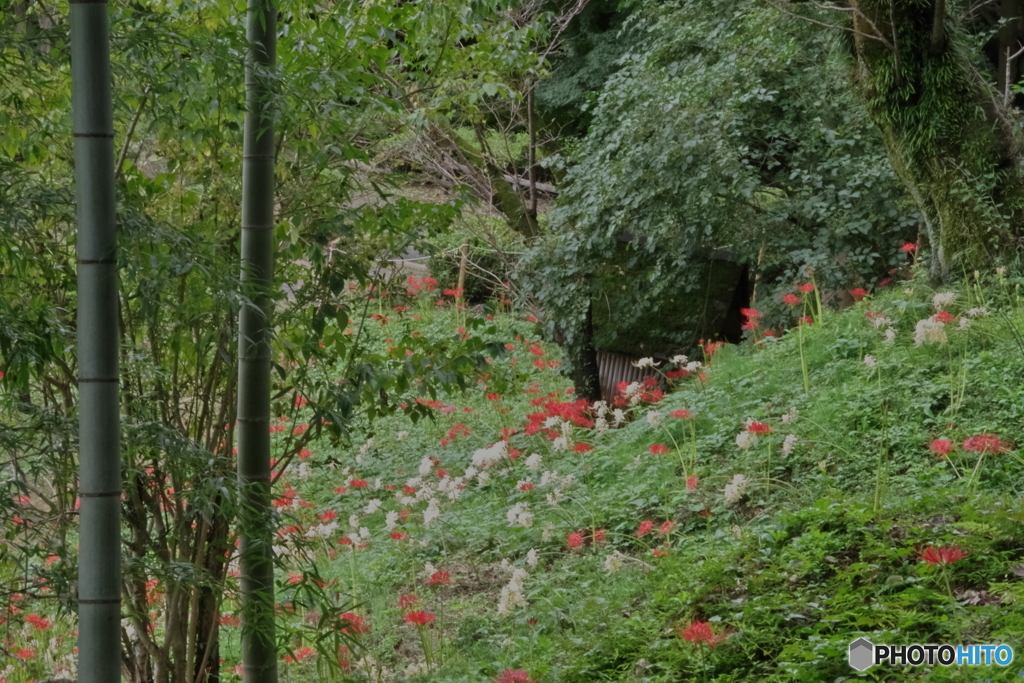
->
(506, 502, 534, 528)
(958, 317, 971, 330)
(633, 357, 656, 369)
(396, 430, 409, 442)
(868, 314, 894, 329)
(471, 441, 508, 468)
(620, 381, 645, 407)
(932, 292, 956, 309)
(780, 407, 799, 424)
(997, 266, 1007, 275)
(545, 490, 564, 506)
(438, 475, 465, 501)
(782, 434, 798, 457)
(723, 474, 748, 504)
(735, 431, 756, 450)
(552, 433, 570, 452)
(476, 470, 491, 486)
(363, 498, 382, 515)
(914, 317, 948, 347)
(356, 437, 374, 464)
(497, 567, 530, 615)
(965, 307, 990, 317)
(686, 360, 704, 373)
(385, 510, 400, 531)
(349, 514, 360, 530)
(305, 520, 338, 539)
(863, 354, 877, 368)
(292, 462, 313, 480)
(541, 523, 555, 541)
(592, 400, 611, 432)
(612, 408, 627, 426)
(540, 470, 559, 486)
(646, 410, 663, 428)
(604, 550, 627, 574)
(423, 498, 441, 527)
(418, 456, 433, 477)
(670, 354, 688, 365)
(525, 453, 543, 470)
(883, 327, 897, 344)
(526, 548, 539, 568)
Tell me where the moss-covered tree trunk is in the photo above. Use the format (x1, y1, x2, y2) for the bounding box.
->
(848, 0, 1024, 278)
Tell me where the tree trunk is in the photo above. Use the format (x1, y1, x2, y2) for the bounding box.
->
(70, 0, 122, 681)
(848, 0, 1024, 276)
(571, 300, 602, 402)
(237, 0, 279, 681)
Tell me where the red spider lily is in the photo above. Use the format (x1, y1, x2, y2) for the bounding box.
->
(849, 287, 868, 301)
(782, 293, 801, 306)
(340, 612, 370, 634)
(666, 368, 689, 379)
(349, 479, 369, 488)
(594, 528, 607, 543)
(798, 283, 816, 293)
(293, 394, 308, 408)
(337, 537, 353, 546)
(740, 308, 762, 319)
(919, 545, 967, 565)
(963, 434, 1009, 454)
(703, 340, 726, 358)
(436, 468, 448, 478)
(403, 485, 416, 495)
(16, 648, 34, 660)
(526, 315, 539, 323)
(799, 315, 814, 325)
(333, 486, 348, 494)
(671, 409, 692, 419)
(636, 520, 654, 536)
(486, 393, 501, 401)
(428, 570, 451, 585)
(299, 448, 313, 459)
(529, 346, 545, 356)
(652, 548, 669, 557)
(687, 475, 699, 491)
(390, 532, 409, 541)
(934, 310, 955, 324)
(901, 242, 917, 253)
(403, 611, 436, 626)
(518, 482, 536, 491)
(398, 595, 419, 609)
(567, 532, 584, 549)
(318, 510, 337, 523)
(25, 614, 50, 630)
(573, 443, 593, 453)
(659, 521, 676, 536)
(679, 621, 725, 647)
(649, 443, 670, 455)
(292, 424, 308, 435)
(494, 669, 535, 683)
(929, 439, 955, 456)
(747, 421, 772, 435)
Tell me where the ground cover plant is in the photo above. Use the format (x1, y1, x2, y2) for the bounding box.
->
(6, 262, 1024, 682)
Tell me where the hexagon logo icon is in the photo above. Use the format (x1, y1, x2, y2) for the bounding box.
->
(849, 638, 874, 671)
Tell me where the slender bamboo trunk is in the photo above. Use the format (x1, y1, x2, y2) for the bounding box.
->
(237, 0, 278, 681)
(70, 1, 121, 681)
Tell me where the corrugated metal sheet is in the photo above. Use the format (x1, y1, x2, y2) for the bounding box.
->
(597, 351, 663, 403)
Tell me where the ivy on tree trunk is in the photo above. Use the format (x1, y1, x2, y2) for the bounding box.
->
(847, 0, 1024, 278)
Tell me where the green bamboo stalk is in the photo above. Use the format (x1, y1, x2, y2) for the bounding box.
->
(237, 0, 279, 681)
(70, 1, 121, 681)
